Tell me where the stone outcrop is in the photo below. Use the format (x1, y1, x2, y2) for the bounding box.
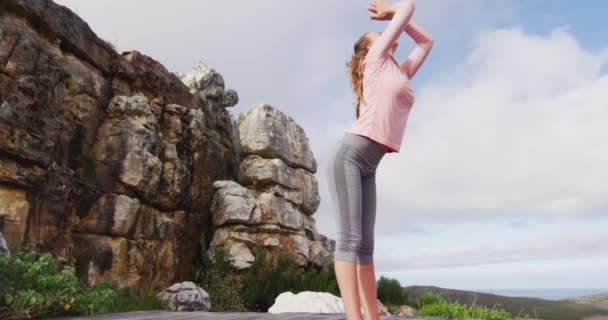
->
(176, 63, 239, 108)
(238, 104, 318, 173)
(207, 104, 334, 270)
(0, 0, 333, 291)
(0, 0, 239, 291)
(157, 281, 211, 312)
(396, 305, 417, 317)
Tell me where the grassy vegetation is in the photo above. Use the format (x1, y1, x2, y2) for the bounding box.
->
(0, 238, 340, 318)
(241, 244, 339, 311)
(414, 290, 529, 319)
(78, 154, 97, 185)
(0, 246, 163, 319)
(193, 241, 247, 312)
(194, 238, 340, 312)
(377, 276, 528, 319)
(404, 285, 608, 320)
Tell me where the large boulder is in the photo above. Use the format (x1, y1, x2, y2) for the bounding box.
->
(268, 291, 389, 316)
(375, 299, 391, 316)
(157, 281, 211, 311)
(210, 180, 255, 226)
(268, 291, 344, 313)
(208, 103, 334, 271)
(238, 104, 318, 173)
(395, 305, 417, 317)
(240, 155, 320, 215)
(176, 63, 239, 108)
(209, 180, 334, 269)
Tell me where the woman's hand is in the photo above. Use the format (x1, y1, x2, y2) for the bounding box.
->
(368, 0, 396, 20)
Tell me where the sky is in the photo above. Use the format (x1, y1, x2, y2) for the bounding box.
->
(54, 0, 608, 292)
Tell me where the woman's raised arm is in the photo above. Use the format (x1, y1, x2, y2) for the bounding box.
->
(400, 21, 434, 78)
(367, 0, 415, 60)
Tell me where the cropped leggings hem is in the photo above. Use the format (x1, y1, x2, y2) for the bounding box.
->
(325, 132, 387, 265)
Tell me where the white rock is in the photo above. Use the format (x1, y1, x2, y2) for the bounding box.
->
(225, 241, 255, 270)
(268, 291, 344, 313)
(268, 290, 392, 316)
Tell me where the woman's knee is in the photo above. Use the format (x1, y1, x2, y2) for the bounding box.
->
(335, 244, 374, 264)
(337, 238, 373, 255)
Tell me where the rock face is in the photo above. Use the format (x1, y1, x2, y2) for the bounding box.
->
(238, 104, 318, 173)
(0, 0, 334, 291)
(208, 104, 334, 270)
(176, 63, 239, 108)
(0, 0, 239, 291)
(157, 281, 211, 312)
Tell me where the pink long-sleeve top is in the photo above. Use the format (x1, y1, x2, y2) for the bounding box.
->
(347, 0, 433, 153)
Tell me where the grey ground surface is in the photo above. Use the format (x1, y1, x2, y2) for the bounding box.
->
(52, 311, 452, 320)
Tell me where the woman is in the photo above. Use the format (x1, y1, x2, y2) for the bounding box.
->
(325, 1, 433, 319)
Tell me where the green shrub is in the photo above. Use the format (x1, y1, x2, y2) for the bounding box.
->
(194, 238, 247, 312)
(241, 244, 339, 312)
(0, 247, 163, 319)
(86, 287, 164, 314)
(193, 239, 339, 312)
(416, 290, 446, 308)
(377, 276, 409, 306)
(418, 300, 530, 319)
(78, 154, 97, 185)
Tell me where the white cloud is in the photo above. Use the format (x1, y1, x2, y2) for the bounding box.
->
(376, 228, 608, 271)
(382, 256, 608, 289)
(370, 27, 608, 234)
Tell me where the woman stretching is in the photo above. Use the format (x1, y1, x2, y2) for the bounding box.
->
(325, 1, 433, 319)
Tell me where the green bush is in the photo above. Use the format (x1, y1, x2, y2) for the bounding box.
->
(418, 300, 530, 319)
(413, 290, 531, 319)
(78, 154, 97, 185)
(377, 276, 409, 306)
(416, 290, 446, 308)
(194, 239, 247, 312)
(0, 247, 163, 319)
(194, 239, 339, 312)
(241, 244, 339, 312)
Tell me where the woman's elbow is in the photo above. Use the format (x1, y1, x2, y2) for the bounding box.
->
(425, 36, 435, 50)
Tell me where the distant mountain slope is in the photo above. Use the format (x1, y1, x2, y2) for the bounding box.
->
(402, 285, 608, 320)
(569, 294, 608, 311)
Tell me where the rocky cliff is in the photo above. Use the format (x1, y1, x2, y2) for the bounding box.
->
(0, 0, 333, 291)
(208, 103, 334, 270)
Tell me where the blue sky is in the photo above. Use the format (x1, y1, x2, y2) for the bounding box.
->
(55, 0, 608, 292)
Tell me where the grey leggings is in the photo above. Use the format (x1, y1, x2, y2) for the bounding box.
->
(325, 132, 387, 265)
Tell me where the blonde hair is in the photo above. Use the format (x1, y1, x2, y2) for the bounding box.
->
(346, 33, 373, 119)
